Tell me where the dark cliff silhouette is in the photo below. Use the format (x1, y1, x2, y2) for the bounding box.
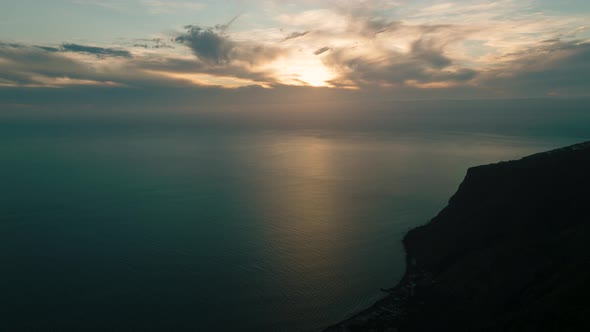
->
(328, 141, 590, 331)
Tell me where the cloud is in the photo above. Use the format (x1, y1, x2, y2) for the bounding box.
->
(61, 43, 132, 58)
(135, 56, 277, 86)
(35, 45, 61, 52)
(410, 38, 452, 69)
(271, 7, 481, 87)
(0, 42, 25, 49)
(264, 0, 590, 89)
(0, 41, 133, 58)
(173, 14, 241, 61)
(0, 42, 186, 88)
(281, 31, 309, 42)
(480, 40, 590, 96)
(0, 43, 116, 87)
(360, 18, 400, 37)
(174, 23, 286, 66)
(314, 22, 478, 88)
(0, 40, 278, 89)
(314, 47, 331, 55)
(9, 30, 581, 97)
(175, 25, 235, 64)
(3, 0, 590, 96)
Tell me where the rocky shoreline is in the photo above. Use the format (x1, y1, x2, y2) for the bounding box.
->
(327, 141, 590, 331)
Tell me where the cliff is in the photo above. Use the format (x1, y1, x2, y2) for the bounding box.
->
(327, 141, 590, 331)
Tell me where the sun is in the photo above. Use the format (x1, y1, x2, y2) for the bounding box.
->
(270, 56, 336, 87)
(295, 65, 334, 87)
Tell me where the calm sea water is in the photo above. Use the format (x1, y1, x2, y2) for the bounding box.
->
(0, 103, 587, 331)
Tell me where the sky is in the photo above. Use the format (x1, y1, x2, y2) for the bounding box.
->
(1, 0, 590, 111)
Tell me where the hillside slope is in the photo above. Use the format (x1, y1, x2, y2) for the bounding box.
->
(328, 141, 590, 331)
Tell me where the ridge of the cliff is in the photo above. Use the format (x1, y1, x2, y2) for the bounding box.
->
(327, 140, 590, 331)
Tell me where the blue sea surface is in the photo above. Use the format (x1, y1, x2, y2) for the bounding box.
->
(0, 102, 587, 331)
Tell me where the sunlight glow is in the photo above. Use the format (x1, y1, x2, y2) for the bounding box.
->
(271, 59, 335, 87)
(146, 70, 270, 88)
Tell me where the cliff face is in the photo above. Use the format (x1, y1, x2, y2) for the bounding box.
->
(328, 141, 590, 331)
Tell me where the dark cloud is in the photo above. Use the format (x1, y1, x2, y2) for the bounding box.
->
(314, 46, 332, 55)
(175, 25, 234, 64)
(281, 31, 309, 42)
(35, 45, 61, 52)
(61, 43, 132, 58)
(172, 16, 242, 64)
(0, 41, 131, 58)
(174, 24, 285, 66)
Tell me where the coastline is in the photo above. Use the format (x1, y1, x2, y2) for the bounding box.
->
(326, 140, 590, 331)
